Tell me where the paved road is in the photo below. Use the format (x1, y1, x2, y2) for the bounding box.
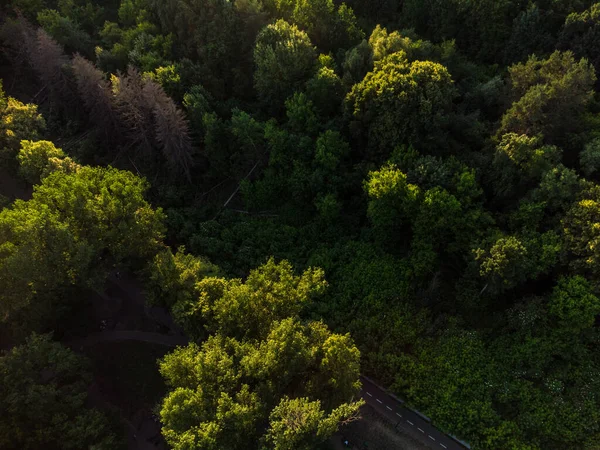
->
(65, 297, 470, 450)
(360, 377, 467, 450)
(68, 332, 469, 450)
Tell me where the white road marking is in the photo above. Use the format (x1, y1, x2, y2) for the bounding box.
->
(366, 392, 372, 397)
(386, 406, 392, 411)
(418, 427, 425, 433)
(396, 413, 402, 418)
(429, 435, 435, 441)
(440, 444, 447, 449)
(407, 420, 414, 426)
(376, 399, 383, 404)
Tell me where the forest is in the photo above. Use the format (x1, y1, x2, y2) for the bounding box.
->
(2, 0, 600, 449)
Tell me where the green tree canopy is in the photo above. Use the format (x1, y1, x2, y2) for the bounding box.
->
(549, 276, 600, 332)
(253, 19, 317, 108)
(146, 245, 221, 308)
(0, 334, 119, 449)
(17, 140, 80, 184)
(0, 81, 45, 169)
(559, 3, 600, 83)
(346, 51, 455, 158)
(265, 396, 360, 450)
(474, 232, 561, 294)
(563, 185, 600, 278)
(159, 317, 362, 450)
(0, 165, 165, 319)
(173, 258, 326, 341)
(499, 51, 596, 147)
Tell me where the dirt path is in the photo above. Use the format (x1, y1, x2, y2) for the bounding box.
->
(67, 330, 188, 349)
(68, 329, 184, 450)
(0, 167, 31, 201)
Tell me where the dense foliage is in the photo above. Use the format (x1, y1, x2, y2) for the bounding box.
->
(0, 334, 120, 449)
(158, 262, 362, 449)
(3, 0, 600, 449)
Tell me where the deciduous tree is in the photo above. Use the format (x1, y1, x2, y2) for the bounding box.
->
(346, 51, 455, 158)
(0, 334, 119, 449)
(499, 51, 596, 147)
(0, 80, 46, 168)
(0, 166, 165, 319)
(174, 258, 326, 341)
(254, 20, 317, 108)
(563, 185, 600, 278)
(17, 139, 79, 184)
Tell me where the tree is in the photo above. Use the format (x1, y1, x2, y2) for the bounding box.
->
(529, 164, 583, 216)
(311, 129, 350, 193)
(22, 26, 75, 106)
(396, 328, 506, 448)
(253, 19, 317, 108)
(36, 8, 93, 56)
(0, 81, 46, 168)
(111, 67, 195, 178)
(475, 235, 528, 289)
(411, 188, 461, 250)
(31, 166, 165, 263)
(4, 0, 46, 20)
(489, 292, 600, 450)
(0, 334, 119, 449)
(496, 133, 561, 179)
(580, 138, 600, 177)
(284, 92, 318, 135)
(490, 132, 563, 203)
(499, 51, 596, 147)
(95, 13, 173, 74)
(365, 163, 420, 240)
(368, 25, 436, 63)
(159, 316, 362, 450)
(345, 51, 455, 158)
(563, 185, 600, 278)
(305, 56, 344, 117)
(365, 157, 491, 263)
(17, 140, 79, 184)
(558, 3, 600, 85)
(265, 396, 361, 450)
(549, 276, 600, 332)
(0, 198, 92, 320)
(173, 258, 326, 341)
(149, 0, 239, 96)
(159, 337, 262, 450)
(182, 84, 213, 138)
(0, 166, 165, 319)
(317, 332, 362, 406)
(153, 85, 195, 182)
(71, 54, 121, 144)
(144, 64, 184, 99)
(240, 318, 362, 408)
(504, 4, 555, 65)
(111, 67, 159, 157)
(146, 246, 220, 308)
(289, 0, 363, 51)
(341, 39, 372, 87)
(474, 232, 561, 293)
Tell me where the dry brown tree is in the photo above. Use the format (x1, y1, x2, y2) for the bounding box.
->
(150, 82, 194, 182)
(110, 67, 194, 180)
(0, 17, 74, 106)
(110, 66, 156, 159)
(0, 15, 35, 74)
(29, 29, 70, 93)
(71, 54, 121, 144)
